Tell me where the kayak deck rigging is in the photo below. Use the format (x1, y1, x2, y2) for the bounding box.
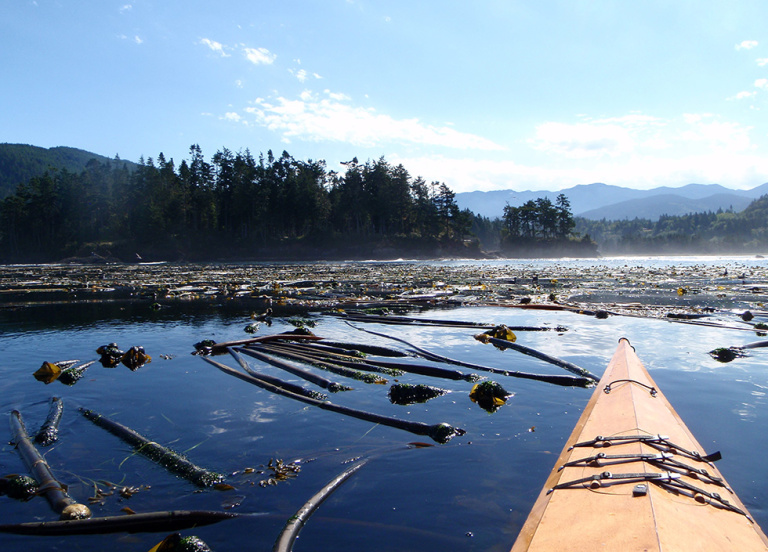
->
(511, 338, 768, 551)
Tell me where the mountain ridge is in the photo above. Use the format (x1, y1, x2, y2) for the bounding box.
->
(457, 182, 768, 221)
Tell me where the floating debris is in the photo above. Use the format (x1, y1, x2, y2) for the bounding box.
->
(150, 532, 213, 552)
(0, 474, 39, 500)
(97, 343, 124, 367)
(388, 383, 448, 405)
(469, 381, 513, 413)
(33, 361, 62, 384)
(121, 346, 152, 370)
(59, 360, 97, 386)
(35, 396, 64, 446)
(257, 458, 301, 487)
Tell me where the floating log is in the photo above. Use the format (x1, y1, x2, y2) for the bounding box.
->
(0, 510, 237, 536)
(237, 347, 352, 392)
(35, 396, 64, 446)
(78, 408, 224, 487)
(201, 357, 464, 444)
(9, 410, 92, 520)
(273, 459, 368, 552)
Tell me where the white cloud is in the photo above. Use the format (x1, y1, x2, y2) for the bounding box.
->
(755, 78, 768, 90)
(736, 40, 758, 50)
(221, 112, 243, 123)
(757, 58, 768, 66)
(531, 122, 635, 158)
(119, 4, 132, 13)
(242, 90, 503, 150)
(200, 38, 229, 57)
(729, 90, 757, 100)
(243, 47, 276, 65)
(133, 35, 143, 44)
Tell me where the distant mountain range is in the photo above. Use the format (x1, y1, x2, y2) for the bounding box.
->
(456, 182, 768, 221)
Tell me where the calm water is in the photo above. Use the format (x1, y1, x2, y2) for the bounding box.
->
(1, 259, 767, 551)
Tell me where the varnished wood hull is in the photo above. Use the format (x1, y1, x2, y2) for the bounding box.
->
(511, 338, 768, 551)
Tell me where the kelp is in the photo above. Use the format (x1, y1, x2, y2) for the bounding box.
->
(121, 346, 152, 370)
(33, 361, 62, 384)
(252, 343, 389, 384)
(479, 336, 600, 381)
(200, 331, 323, 355)
(389, 384, 448, 405)
(35, 396, 64, 446)
(237, 347, 352, 392)
(318, 341, 410, 357)
(469, 381, 513, 413)
(273, 459, 369, 552)
(0, 474, 39, 500)
(9, 410, 92, 520)
(709, 339, 768, 362)
(347, 323, 595, 387)
(59, 360, 97, 386)
(272, 342, 479, 382)
(224, 348, 329, 401)
(202, 357, 464, 444)
(78, 408, 225, 487)
(150, 532, 212, 552)
(0, 510, 237, 536)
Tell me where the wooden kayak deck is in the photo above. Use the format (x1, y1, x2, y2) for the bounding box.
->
(511, 338, 768, 551)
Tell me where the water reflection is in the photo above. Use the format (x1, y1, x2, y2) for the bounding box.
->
(1, 296, 767, 551)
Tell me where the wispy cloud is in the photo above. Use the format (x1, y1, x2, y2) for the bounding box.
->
(736, 40, 759, 50)
(200, 38, 229, 57)
(241, 90, 503, 150)
(531, 122, 636, 158)
(757, 58, 768, 66)
(729, 90, 757, 100)
(243, 47, 276, 65)
(119, 4, 132, 13)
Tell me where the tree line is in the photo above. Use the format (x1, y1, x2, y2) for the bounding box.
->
(575, 196, 768, 254)
(0, 146, 478, 262)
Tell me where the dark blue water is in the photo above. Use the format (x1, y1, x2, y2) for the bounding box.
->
(1, 276, 767, 551)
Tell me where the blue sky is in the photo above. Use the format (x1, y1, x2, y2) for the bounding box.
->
(4, 1, 768, 193)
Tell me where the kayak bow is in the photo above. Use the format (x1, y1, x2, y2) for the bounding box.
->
(512, 338, 768, 551)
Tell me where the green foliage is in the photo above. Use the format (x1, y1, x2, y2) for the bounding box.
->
(0, 147, 473, 262)
(576, 195, 768, 253)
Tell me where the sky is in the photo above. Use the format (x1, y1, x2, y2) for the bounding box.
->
(4, 1, 768, 193)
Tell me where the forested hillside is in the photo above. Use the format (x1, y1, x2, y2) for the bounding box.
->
(0, 146, 478, 262)
(575, 196, 768, 254)
(0, 143, 135, 199)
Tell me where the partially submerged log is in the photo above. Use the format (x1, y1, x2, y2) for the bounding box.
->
(78, 408, 224, 487)
(9, 410, 92, 520)
(0, 510, 237, 536)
